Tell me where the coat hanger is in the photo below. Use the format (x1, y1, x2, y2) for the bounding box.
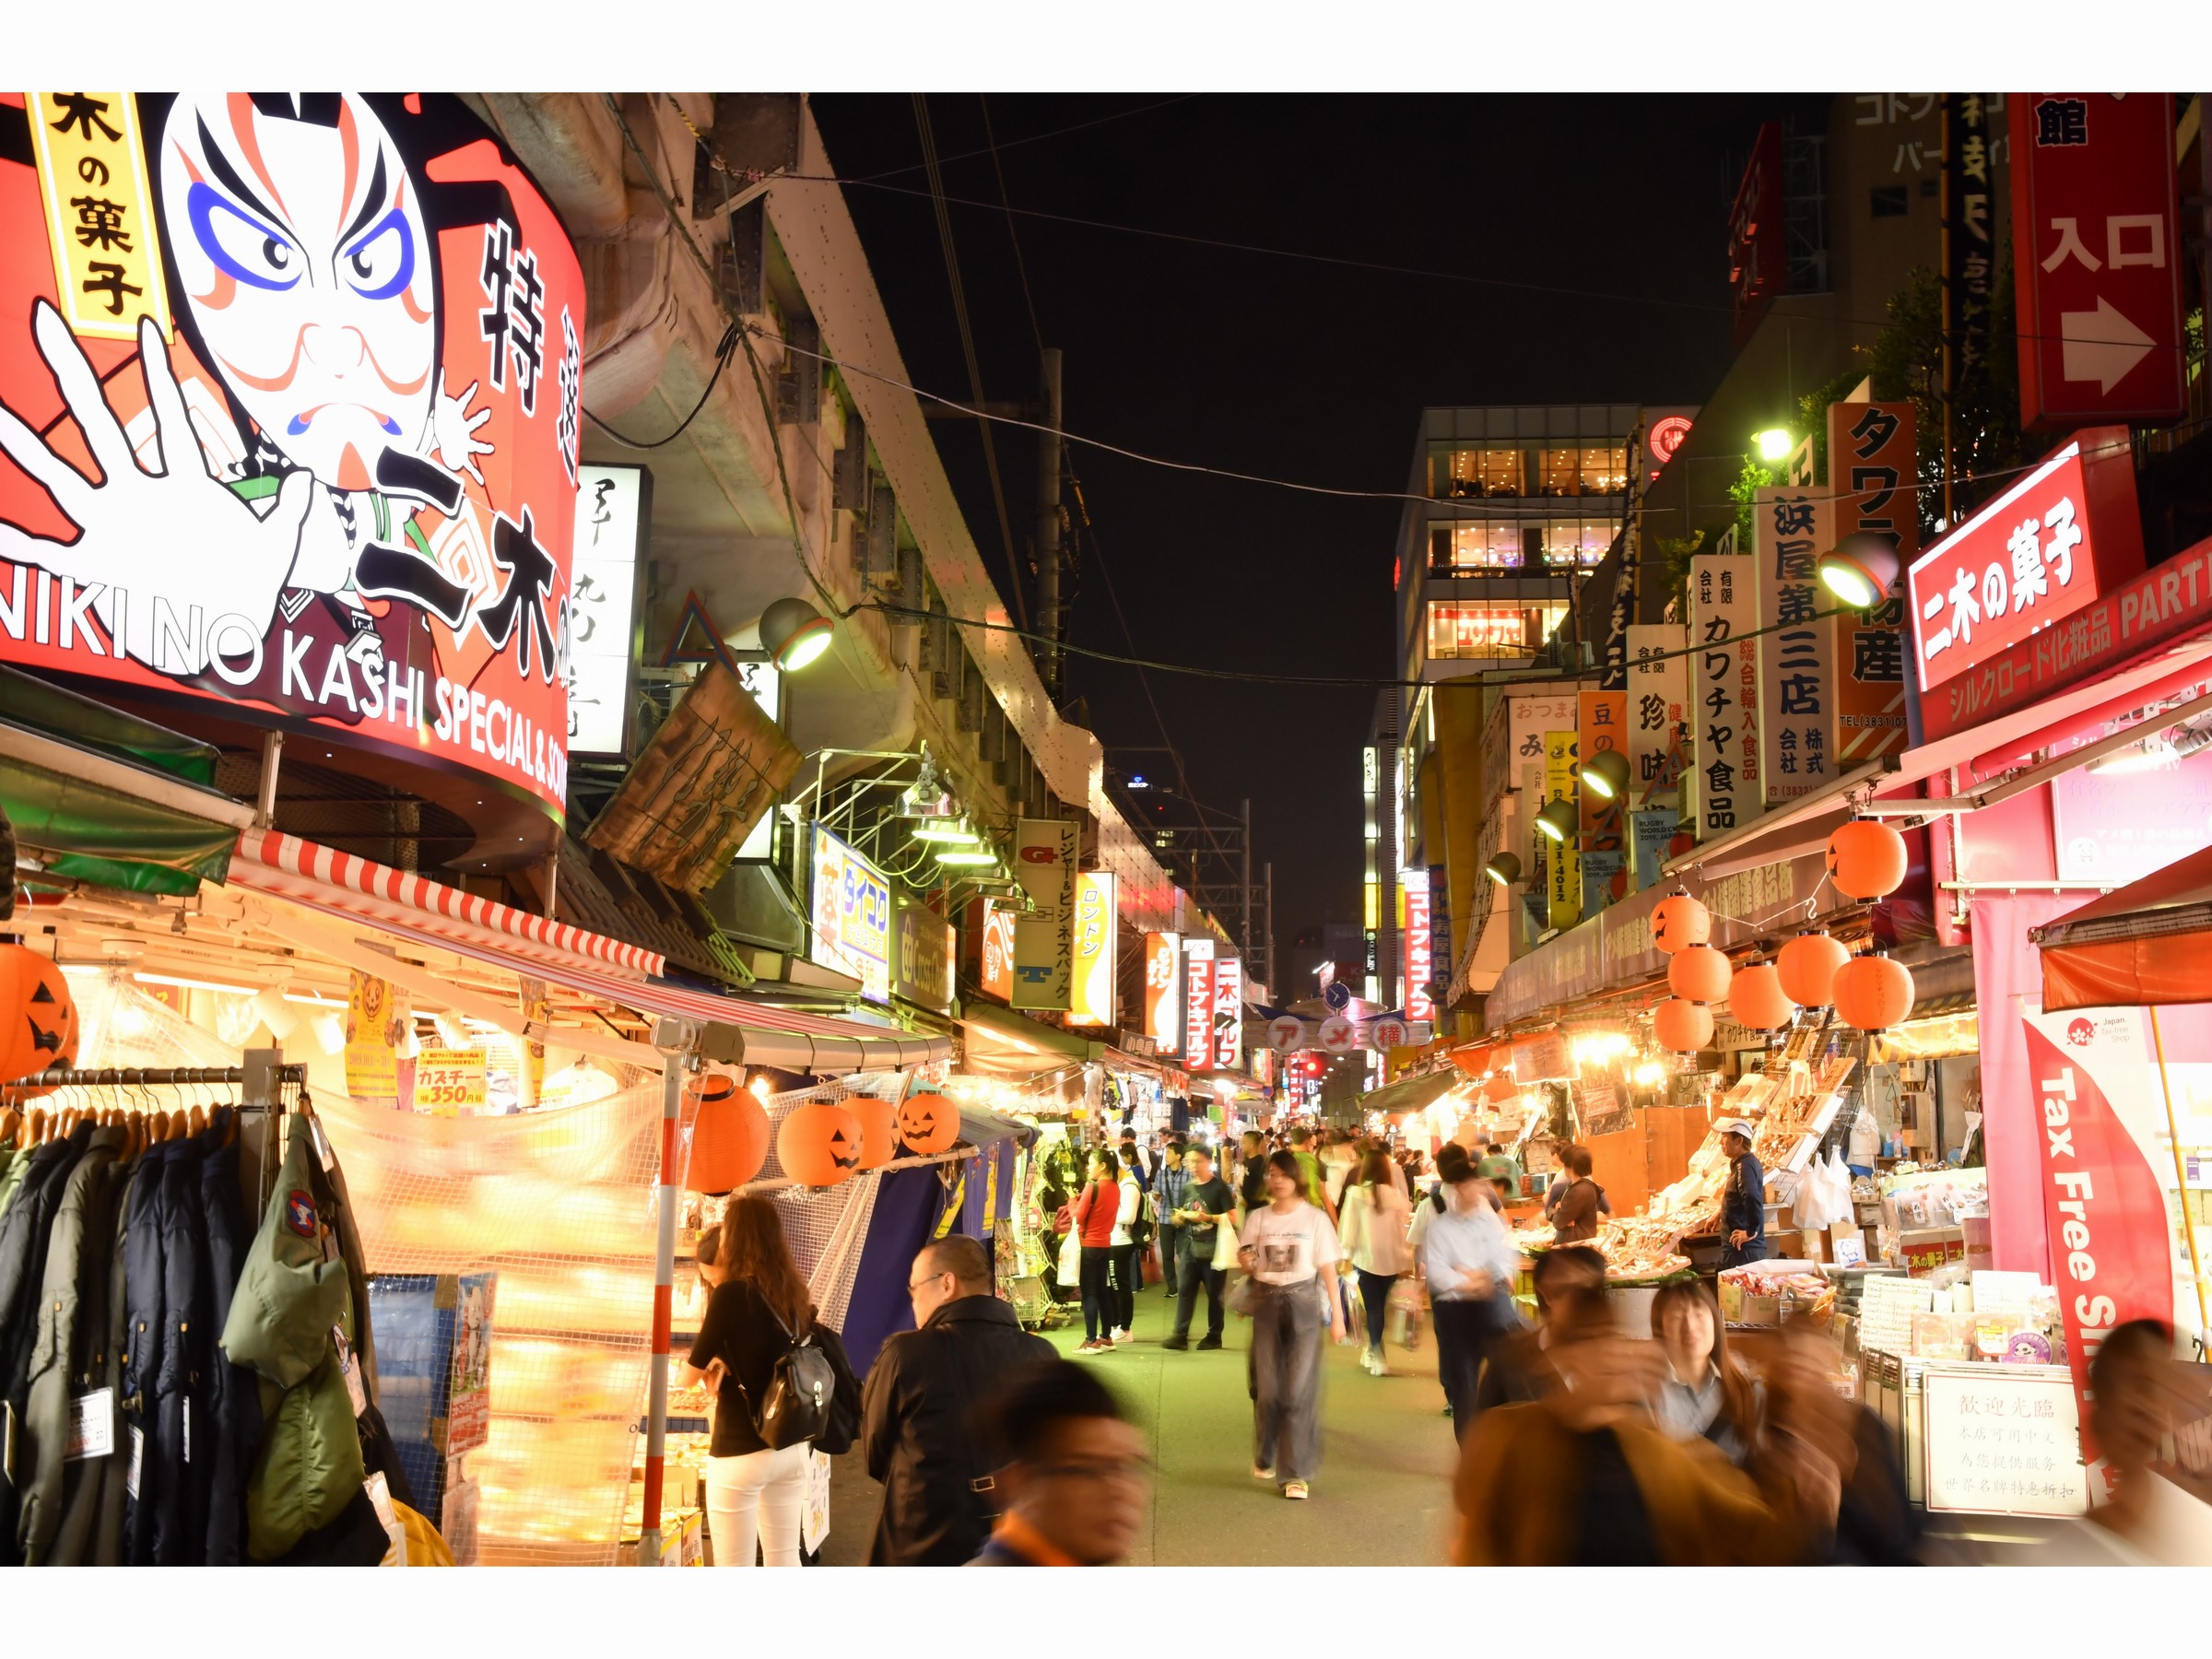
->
(0, 1105, 18, 1149)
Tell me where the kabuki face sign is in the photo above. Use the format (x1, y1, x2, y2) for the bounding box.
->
(0, 94, 583, 817)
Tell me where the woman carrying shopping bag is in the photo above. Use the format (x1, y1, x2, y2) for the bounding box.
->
(1336, 1149, 1414, 1375)
(1238, 1150, 1348, 1501)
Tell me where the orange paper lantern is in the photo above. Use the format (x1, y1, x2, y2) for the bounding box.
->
(687, 1068, 771, 1194)
(1728, 962, 1798, 1031)
(1833, 952, 1916, 1031)
(1666, 944, 1733, 1006)
(1651, 890, 1711, 955)
(1652, 997, 1713, 1053)
(777, 1100, 865, 1188)
(1827, 818, 1909, 900)
(1776, 931, 1851, 1008)
(0, 940, 77, 1088)
(895, 1088, 959, 1157)
(849, 1093, 899, 1170)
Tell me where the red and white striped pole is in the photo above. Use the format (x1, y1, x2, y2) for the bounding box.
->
(641, 1018, 695, 1565)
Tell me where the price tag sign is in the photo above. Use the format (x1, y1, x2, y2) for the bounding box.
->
(65, 1388, 114, 1462)
(415, 1048, 488, 1115)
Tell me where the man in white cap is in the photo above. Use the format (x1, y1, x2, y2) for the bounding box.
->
(1716, 1119, 1766, 1267)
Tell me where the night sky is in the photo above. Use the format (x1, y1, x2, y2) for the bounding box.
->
(809, 93, 1803, 964)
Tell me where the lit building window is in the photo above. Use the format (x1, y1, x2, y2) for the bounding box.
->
(1536, 445, 1627, 498)
(1540, 517, 1619, 569)
(1433, 448, 1524, 500)
(1425, 601, 1568, 662)
(1432, 521, 1533, 569)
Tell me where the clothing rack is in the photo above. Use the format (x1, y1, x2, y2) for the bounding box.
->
(6, 1065, 303, 1090)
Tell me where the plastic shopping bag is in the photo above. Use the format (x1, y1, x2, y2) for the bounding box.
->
(1056, 1230, 1082, 1287)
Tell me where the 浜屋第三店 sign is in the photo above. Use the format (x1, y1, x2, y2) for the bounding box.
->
(0, 94, 584, 817)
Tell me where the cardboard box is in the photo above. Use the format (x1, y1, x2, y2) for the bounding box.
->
(1830, 1224, 1866, 1268)
(1795, 1228, 1829, 1264)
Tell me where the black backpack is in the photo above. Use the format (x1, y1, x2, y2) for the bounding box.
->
(740, 1302, 838, 1450)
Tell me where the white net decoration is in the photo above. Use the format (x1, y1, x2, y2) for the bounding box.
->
(317, 1070, 665, 1566)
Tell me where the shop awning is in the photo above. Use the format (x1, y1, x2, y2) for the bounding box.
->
(1353, 1067, 1463, 1120)
(1, 695, 252, 897)
(227, 830, 951, 1072)
(956, 1001, 1107, 1077)
(2032, 843, 2212, 1009)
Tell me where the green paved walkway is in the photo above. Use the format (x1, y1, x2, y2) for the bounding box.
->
(821, 1276, 1465, 1565)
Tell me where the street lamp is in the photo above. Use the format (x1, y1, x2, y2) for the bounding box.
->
(1535, 798, 1579, 843)
(1818, 532, 1902, 609)
(1485, 852, 1523, 886)
(1577, 748, 1632, 801)
(1752, 429, 1794, 464)
(759, 596, 835, 671)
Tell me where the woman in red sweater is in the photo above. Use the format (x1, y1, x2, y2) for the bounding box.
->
(1071, 1148, 1123, 1353)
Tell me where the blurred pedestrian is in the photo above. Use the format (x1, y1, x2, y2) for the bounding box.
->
(1543, 1145, 1613, 1221)
(1163, 1145, 1234, 1350)
(1751, 1321, 1917, 1564)
(1647, 1278, 1760, 1465)
(1337, 1148, 1413, 1375)
(1070, 1149, 1122, 1353)
(1422, 1151, 1524, 1432)
(1477, 1141, 1522, 1199)
(681, 1196, 856, 1568)
(1473, 1245, 1610, 1414)
(1238, 1130, 1269, 1215)
(2084, 1318, 2212, 1564)
(1238, 1149, 1347, 1500)
(1717, 1118, 1767, 1267)
(1550, 1146, 1603, 1243)
(861, 1234, 1054, 1565)
(966, 1359, 1149, 1565)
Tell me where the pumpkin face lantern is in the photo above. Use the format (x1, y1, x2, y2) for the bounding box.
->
(896, 1088, 959, 1157)
(0, 940, 78, 1088)
(778, 1100, 864, 1188)
(850, 1093, 899, 1170)
(1826, 819, 1909, 900)
(1651, 891, 1711, 956)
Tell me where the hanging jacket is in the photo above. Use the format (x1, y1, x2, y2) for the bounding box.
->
(86, 1156, 140, 1565)
(0, 1144, 25, 1223)
(195, 1112, 261, 1565)
(221, 1126, 364, 1561)
(150, 1137, 209, 1565)
(17, 1124, 124, 1564)
(0, 1123, 94, 1559)
(118, 1138, 167, 1564)
(46, 1144, 130, 1565)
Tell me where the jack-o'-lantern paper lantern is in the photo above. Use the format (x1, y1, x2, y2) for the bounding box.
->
(1826, 819, 1909, 900)
(686, 1065, 771, 1194)
(0, 940, 78, 1088)
(1776, 931, 1851, 1008)
(777, 1100, 864, 1188)
(1728, 962, 1797, 1032)
(1665, 944, 1733, 1006)
(1651, 890, 1711, 956)
(1833, 952, 1915, 1032)
(849, 1093, 900, 1170)
(1652, 997, 1713, 1053)
(896, 1088, 959, 1157)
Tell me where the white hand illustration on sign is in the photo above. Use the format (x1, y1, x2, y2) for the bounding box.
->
(0, 304, 312, 674)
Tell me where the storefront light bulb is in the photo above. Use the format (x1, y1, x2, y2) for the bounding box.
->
(1486, 853, 1523, 886)
(934, 846, 998, 866)
(1578, 748, 1631, 801)
(1753, 428, 1794, 464)
(759, 595, 834, 672)
(1818, 532, 1900, 610)
(1535, 799, 1578, 843)
(912, 816, 981, 844)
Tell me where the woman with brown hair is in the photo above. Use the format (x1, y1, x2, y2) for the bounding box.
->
(1647, 1277, 1762, 1465)
(1335, 1148, 1413, 1375)
(678, 1194, 824, 1566)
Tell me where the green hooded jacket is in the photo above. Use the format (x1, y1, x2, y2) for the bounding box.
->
(219, 1126, 363, 1561)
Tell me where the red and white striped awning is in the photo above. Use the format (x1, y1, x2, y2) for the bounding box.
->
(226, 830, 952, 1072)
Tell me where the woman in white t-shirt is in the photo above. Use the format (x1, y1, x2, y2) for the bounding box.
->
(1238, 1149, 1348, 1501)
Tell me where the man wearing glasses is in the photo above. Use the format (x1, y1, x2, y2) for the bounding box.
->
(968, 1360, 1150, 1565)
(860, 1234, 1054, 1564)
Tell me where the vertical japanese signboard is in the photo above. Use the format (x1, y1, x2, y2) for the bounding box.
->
(1727, 121, 1784, 348)
(1403, 867, 1434, 1022)
(1212, 954, 1243, 1070)
(1941, 94, 1999, 435)
(809, 826, 891, 1003)
(1827, 402, 1914, 765)
(2009, 93, 2185, 429)
(1627, 625, 1687, 806)
(1068, 870, 1117, 1027)
(1182, 937, 1215, 1069)
(1578, 688, 1628, 912)
(1505, 689, 1583, 876)
(1012, 817, 1078, 1011)
(1543, 731, 1581, 931)
(1755, 488, 1837, 806)
(980, 900, 1018, 1001)
(1143, 931, 1181, 1052)
(2, 93, 584, 818)
(892, 894, 956, 1016)
(568, 464, 649, 757)
(1689, 555, 1759, 840)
